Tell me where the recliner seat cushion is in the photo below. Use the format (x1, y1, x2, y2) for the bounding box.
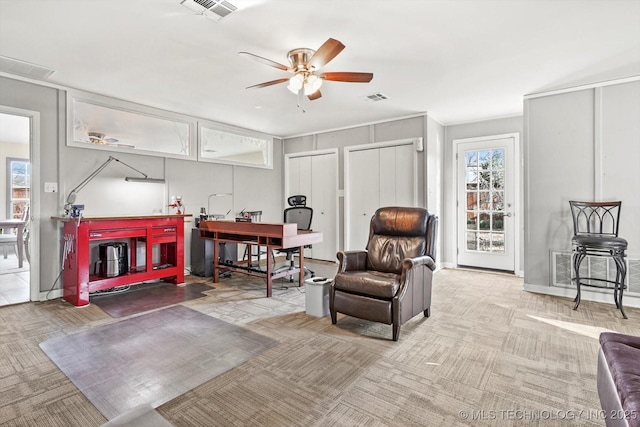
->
(333, 270, 401, 299)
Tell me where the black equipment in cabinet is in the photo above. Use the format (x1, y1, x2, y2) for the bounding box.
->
(191, 228, 237, 277)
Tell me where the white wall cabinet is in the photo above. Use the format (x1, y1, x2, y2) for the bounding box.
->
(285, 150, 338, 261)
(345, 139, 418, 250)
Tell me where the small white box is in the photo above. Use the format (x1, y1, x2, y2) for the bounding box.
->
(305, 277, 332, 317)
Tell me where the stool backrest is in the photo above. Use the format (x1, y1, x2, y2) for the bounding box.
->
(569, 201, 621, 237)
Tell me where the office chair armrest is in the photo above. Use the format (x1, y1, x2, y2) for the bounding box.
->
(402, 255, 436, 272)
(336, 250, 368, 272)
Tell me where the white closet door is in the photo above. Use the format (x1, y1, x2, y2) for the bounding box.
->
(379, 146, 397, 207)
(394, 143, 415, 206)
(347, 148, 380, 250)
(298, 156, 313, 203)
(311, 153, 337, 261)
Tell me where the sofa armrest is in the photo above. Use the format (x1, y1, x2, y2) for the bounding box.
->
(336, 250, 368, 272)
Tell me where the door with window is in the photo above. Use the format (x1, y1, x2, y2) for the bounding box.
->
(456, 136, 516, 271)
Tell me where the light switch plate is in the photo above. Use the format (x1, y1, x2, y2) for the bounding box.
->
(44, 182, 58, 193)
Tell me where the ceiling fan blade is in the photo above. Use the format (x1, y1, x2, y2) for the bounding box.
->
(246, 78, 290, 89)
(238, 52, 290, 71)
(319, 72, 373, 83)
(307, 90, 322, 101)
(307, 38, 345, 70)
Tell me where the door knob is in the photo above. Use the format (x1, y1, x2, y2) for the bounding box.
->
(504, 212, 513, 217)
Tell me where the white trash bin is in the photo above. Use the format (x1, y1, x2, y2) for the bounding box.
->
(305, 277, 332, 317)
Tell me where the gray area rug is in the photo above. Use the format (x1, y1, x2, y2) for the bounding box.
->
(39, 305, 277, 420)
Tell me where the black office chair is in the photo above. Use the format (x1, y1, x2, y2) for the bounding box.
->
(569, 201, 628, 319)
(274, 195, 315, 282)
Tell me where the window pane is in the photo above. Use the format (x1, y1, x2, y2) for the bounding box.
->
(466, 192, 478, 210)
(466, 169, 478, 190)
(479, 170, 490, 189)
(479, 150, 491, 169)
(478, 232, 491, 252)
(466, 232, 477, 250)
(492, 191, 504, 211)
(465, 151, 478, 167)
(479, 191, 490, 210)
(492, 213, 504, 231)
(12, 173, 27, 187)
(466, 212, 477, 230)
(492, 233, 505, 253)
(492, 170, 504, 190)
(479, 213, 490, 230)
(491, 149, 504, 169)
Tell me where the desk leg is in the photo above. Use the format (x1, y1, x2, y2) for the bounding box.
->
(298, 246, 304, 287)
(16, 225, 24, 268)
(266, 246, 274, 297)
(213, 239, 220, 283)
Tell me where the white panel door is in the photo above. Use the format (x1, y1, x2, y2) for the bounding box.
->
(457, 137, 515, 271)
(287, 157, 302, 197)
(311, 153, 337, 261)
(347, 148, 380, 250)
(379, 146, 397, 207)
(395, 144, 415, 206)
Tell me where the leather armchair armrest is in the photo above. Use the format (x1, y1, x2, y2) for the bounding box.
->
(336, 250, 368, 272)
(402, 255, 436, 272)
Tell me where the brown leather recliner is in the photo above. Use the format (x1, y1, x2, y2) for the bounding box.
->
(330, 206, 438, 341)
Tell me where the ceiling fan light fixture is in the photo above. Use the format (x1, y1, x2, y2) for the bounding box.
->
(304, 75, 322, 95)
(287, 74, 304, 94)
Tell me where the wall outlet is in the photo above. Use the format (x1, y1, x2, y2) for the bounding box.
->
(44, 182, 58, 193)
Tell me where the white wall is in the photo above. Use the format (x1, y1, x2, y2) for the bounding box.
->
(0, 76, 283, 295)
(524, 79, 640, 305)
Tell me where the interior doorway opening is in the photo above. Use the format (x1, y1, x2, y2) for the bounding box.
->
(0, 111, 32, 306)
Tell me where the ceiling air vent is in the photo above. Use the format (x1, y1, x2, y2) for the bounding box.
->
(180, 0, 238, 21)
(365, 93, 388, 102)
(0, 55, 55, 80)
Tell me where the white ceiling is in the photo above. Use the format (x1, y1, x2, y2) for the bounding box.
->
(0, 0, 638, 139)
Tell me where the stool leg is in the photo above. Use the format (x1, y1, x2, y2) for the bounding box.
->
(573, 250, 586, 310)
(613, 254, 628, 319)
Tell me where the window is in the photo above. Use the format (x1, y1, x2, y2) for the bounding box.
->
(7, 158, 30, 219)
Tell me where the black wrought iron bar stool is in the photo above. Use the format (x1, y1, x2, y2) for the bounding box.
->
(569, 201, 628, 319)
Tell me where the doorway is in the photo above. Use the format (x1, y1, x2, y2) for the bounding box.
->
(455, 134, 520, 273)
(0, 108, 37, 305)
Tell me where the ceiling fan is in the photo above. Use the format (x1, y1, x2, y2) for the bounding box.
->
(239, 38, 373, 102)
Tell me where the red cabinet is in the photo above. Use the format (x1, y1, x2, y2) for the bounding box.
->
(54, 215, 190, 307)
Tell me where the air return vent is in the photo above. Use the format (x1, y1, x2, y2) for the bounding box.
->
(365, 93, 388, 102)
(0, 56, 55, 80)
(180, 0, 238, 21)
(551, 251, 640, 295)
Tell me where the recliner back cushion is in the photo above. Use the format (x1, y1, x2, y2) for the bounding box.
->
(367, 235, 426, 273)
(366, 207, 429, 273)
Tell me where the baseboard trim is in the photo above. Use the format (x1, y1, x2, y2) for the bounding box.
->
(524, 282, 640, 309)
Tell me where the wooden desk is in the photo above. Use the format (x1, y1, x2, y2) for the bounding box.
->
(53, 215, 190, 307)
(199, 220, 322, 297)
(0, 219, 26, 268)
